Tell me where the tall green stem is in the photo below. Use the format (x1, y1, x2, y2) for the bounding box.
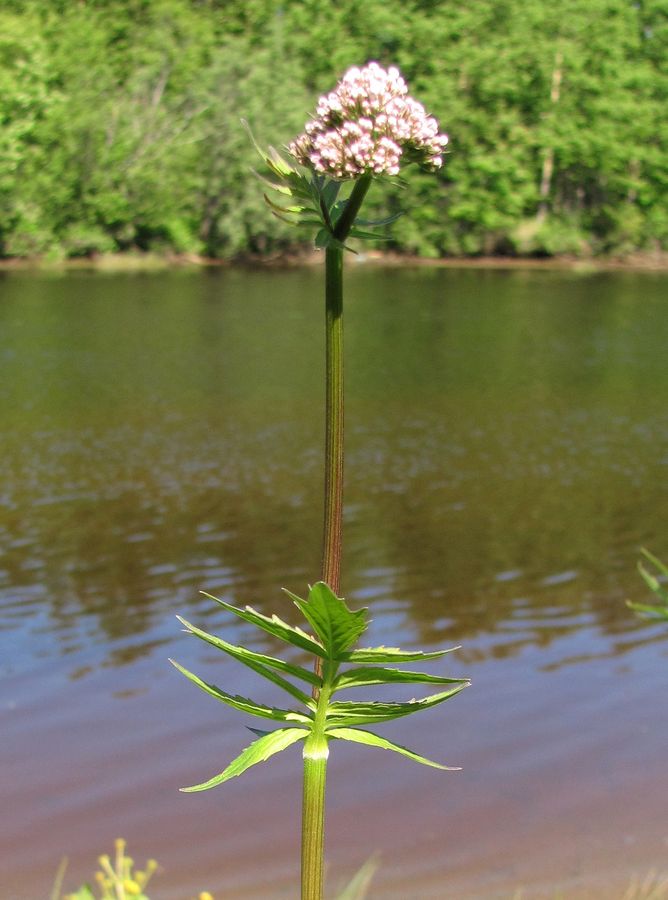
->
(320, 173, 372, 593)
(303, 174, 372, 900)
(301, 753, 328, 900)
(321, 242, 344, 595)
(301, 668, 333, 900)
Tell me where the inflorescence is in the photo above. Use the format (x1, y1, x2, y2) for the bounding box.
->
(289, 62, 448, 180)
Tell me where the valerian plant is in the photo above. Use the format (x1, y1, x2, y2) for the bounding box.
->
(173, 63, 466, 900)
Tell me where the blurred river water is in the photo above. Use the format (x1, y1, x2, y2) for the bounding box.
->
(1, 264, 668, 898)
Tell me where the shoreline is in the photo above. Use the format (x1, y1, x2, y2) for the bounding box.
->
(1, 249, 668, 274)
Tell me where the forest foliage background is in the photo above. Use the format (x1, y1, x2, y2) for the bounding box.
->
(1, 0, 667, 260)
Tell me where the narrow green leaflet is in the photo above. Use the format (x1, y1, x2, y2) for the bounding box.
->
(348, 228, 392, 242)
(329, 198, 349, 227)
(638, 549, 668, 603)
(267, 145, 294, 177)
(169, 659, 312, 724)
(321, 179, 342, 209)
(285, 582, 368, 658)
(314, 229, 351, 253)
(327, 726, 460, 770)
(341, 646, 457, 663)
(638, 565, 668, 601)
(181, 727, 308, 793)
(627, 601, 668, 618)
(355, 212, 404, 227)
(333, 665, 468, 692)
(641, 547, 668, 572)
(201, 592, 327, 658)
(315, 228, 331, 249)
(176, 620, 313, 707)
(628, 549, 668, 619)
(262, 192, 323, 225)
(243, 119, 328, 230)
(177, 615, 320, 688)
(325, 684, 469, 726)
(252, 169, 294, 196)
(242, 121, 298, 183)
(263, 193, 309, 216)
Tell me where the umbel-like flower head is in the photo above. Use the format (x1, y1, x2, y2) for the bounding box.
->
(289, 62, 448, 180)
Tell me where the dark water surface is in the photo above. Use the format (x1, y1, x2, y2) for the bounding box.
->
(2, 266, 668, 899)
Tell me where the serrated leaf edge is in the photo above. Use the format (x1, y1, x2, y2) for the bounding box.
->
(327, 725, 461, 770)
(169, 658, 312, 724)
(180, 727, 308, 792)
(176, 615, 318, 704)
(200, 591, 327, 657)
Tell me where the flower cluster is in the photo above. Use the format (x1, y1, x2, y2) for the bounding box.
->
(289, 62, 448, 180)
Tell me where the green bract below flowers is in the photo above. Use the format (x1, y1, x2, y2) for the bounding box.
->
(171, 583, 469, 790)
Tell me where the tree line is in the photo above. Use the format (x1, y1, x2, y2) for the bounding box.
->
(1, 0, 666, 260)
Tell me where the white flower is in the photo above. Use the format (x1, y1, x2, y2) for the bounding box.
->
(289, 62, 448, 179)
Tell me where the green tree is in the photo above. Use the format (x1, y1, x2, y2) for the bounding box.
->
(1, 0, 667, 260)
(0, 10, 52, 255)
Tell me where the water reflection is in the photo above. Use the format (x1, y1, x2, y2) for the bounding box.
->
(2, 269, 668, 664)
(2, 267, 668, 897)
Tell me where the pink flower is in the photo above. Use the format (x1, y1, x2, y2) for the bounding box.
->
(289, 62, 448, 179)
